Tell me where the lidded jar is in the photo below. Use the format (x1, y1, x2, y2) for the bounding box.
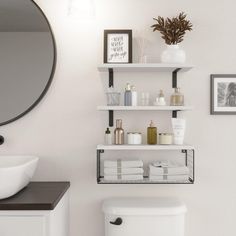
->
(170, 88, 184, 106)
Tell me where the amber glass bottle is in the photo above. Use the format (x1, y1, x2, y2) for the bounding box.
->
(147, 120, 158, 145)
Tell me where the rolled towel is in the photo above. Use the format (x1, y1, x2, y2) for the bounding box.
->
(104, 175, 143, 181)
(104, 168, 144, 175)
(149, 175, 189, 181)
(104, 160, 143, 168)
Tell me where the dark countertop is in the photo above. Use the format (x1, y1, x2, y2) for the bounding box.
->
(0, 182, 70, 211)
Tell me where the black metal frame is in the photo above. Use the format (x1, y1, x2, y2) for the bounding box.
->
(210, 74, 236, 115)
(104, 30, 133, 64)
(0, 0, 57, 127)
(97, 149, 195, 184)
(106, 67, 182, 127)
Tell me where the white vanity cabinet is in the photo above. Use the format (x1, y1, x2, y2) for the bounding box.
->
(0, 182, 70, 236)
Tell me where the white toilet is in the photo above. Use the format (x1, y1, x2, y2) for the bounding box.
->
(102, 197, 187, 236)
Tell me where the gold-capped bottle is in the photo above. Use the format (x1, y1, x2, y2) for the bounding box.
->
(170, 88, 184, 106)
(114, 119, 124, 145)
(147, 120, 158, 145)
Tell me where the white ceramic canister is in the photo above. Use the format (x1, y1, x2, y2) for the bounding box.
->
(127, 132, 142, 145)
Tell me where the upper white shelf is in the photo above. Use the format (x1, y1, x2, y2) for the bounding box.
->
(97, 144, 194, 151)
(98, 63, 194, 73)
(97, 106, 193, 111)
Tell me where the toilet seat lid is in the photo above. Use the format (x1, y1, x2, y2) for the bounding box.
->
(102, 197, 187, 216)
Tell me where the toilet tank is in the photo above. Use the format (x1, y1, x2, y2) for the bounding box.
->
(102, 197, 187, 236)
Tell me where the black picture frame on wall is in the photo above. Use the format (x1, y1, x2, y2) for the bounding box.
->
(211, 74, 236, 114)
(104, 29, 132, 64)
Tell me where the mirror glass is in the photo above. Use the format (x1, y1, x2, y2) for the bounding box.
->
(0, 0, 55, 126)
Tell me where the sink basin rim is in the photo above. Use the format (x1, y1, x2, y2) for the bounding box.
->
(0, 156, 39, 170)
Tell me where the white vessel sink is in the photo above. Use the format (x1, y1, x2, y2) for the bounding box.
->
(0, 156, 38, 199)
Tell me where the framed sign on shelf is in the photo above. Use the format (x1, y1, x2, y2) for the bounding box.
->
(104, 29, 132, 64)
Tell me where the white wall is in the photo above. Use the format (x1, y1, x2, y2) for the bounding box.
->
(0, 0, 236, 236)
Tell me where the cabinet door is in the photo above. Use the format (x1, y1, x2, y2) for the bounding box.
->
(0, 216, 46, 236)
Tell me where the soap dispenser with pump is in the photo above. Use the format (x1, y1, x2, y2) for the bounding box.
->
(147, 120, 158, 145)
(104, 128, 112, 145)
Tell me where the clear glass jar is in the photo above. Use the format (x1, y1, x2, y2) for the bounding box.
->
(106, 92, 120, 106)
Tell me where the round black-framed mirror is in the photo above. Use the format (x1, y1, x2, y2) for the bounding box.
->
(0, 0, 56, 126)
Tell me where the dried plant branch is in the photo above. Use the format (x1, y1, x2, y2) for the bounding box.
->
(151, 12, 193, 45)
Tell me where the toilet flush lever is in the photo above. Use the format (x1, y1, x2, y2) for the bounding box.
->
(110, 217, 123, 226)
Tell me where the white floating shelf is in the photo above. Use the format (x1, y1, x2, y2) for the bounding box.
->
(97, 105, 193, 111)
(98, 63, 194, 73)
(97, 144, 194, 151)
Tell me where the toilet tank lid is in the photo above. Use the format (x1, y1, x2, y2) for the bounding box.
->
(102, 197, 187, 216)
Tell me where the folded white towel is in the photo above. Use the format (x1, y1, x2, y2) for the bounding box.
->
(153, 160, 178, 168)
(104, 168, 144, 175)
(149, 164, 189, 176)
(104, 175, 143, 181)
(104, 160, 143, 168)
(149, 175, 189, 181)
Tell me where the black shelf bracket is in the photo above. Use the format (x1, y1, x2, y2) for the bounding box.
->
(172, 68, 181, 119)
(172, 110, 178, 118)
(108, 68, 114, 127)
(108, 68, 114, 87)
(109, 110, 114, 127)
(172, 68, 181, 88)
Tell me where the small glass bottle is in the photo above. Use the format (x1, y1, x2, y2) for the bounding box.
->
(131, 85, 137, 106)
(104, 128, 112, 145)
(124, 83, 132, 106)
(158, 89, 166, 105)
(114, 119, 124, 145)
(147, 120, 158, 145)
(141, 92, 149, 106)
(170, 88, 184, 106)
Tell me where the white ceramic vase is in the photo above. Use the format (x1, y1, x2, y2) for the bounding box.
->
(161, 44, 186, 63)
